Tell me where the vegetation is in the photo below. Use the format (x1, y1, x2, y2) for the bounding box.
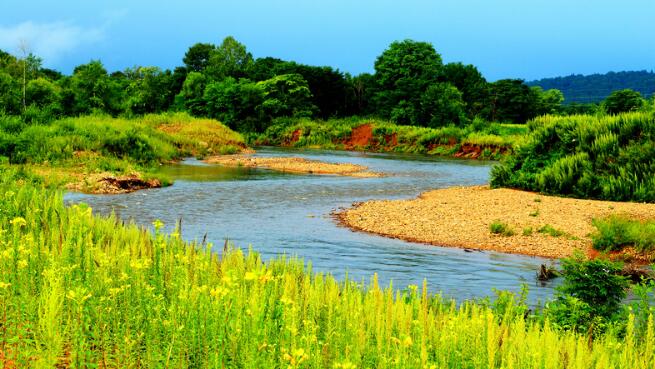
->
(253, 117, 526, 159)
(591, 215, 655, 252)
(1, 180, 655, 367)
(491, 112, 655, 202)
(489, 221, 515, 236)
(547, 253, 630, 333)
(528, 70, 655, 103)
(0, 113, 245, 189)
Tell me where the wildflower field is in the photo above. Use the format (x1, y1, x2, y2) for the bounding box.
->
(1, 178, 654, 368)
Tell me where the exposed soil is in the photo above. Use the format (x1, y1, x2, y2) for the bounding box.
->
(336, 186, 655, 261)
(205, 155, 384, 177)
(344, 123, 374, 149)
(66, 173, 162, 194)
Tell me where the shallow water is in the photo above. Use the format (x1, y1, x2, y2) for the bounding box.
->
(65, 147, 557, 303)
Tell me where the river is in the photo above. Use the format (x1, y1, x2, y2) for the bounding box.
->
(65, 147, 557, 303)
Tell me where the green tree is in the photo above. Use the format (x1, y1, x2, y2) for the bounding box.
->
(419, 83, 467, 127)
(438, 62, 489, 118)
(207, 36, 253, 80)
(535, 88, 565, 115)
(25, 77, 61, 110)
(204, 78, 264, 131)
(485, 79, 539, 123)
(125, 66, 176, 115)
(68, 60, 123, 115)
(603, 89, 645, 115)
(373, 39, 443, 124)
(0, 72, 21, 114)
(183, 43, 216, 72)
(176, 71, 208, 116)
(256, 74, 315, 127)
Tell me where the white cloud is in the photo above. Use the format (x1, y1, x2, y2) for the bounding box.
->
(0, 21, 105, 62)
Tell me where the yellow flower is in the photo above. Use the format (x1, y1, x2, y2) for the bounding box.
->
(244, 271, 257, 281)
(0, 281, 11, 289)
(10, 217, 27, 227)
(152, 219, 165, 231)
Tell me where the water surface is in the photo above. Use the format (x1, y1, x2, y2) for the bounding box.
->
(66, 148, 557, 303)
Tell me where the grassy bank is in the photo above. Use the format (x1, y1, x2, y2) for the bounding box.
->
(1, 180, 655, 368)
(491, 112, 655, 202)
(0, 113, 247, 192)
(251, 117, 526, 160)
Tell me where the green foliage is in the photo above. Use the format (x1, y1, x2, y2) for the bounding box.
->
(183, 42, 215, 72)
(537, 224, 565, 237)
(491, 112, 655, 202)
(591, 215, 655, 252)
(489, 220, 515, 236)
(206, 36, 253, 80)
(603, 89, 645, 115)
(547, 254, 629, 332)
(1, 184, 655, 367)
(373, 39, 442, 125)
(419, 82, 467, 127)
(485, 79, 540, 123)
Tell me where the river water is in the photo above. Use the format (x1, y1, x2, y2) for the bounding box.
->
(65, 148, 557, 303)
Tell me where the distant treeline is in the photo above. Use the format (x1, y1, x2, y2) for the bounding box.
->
(1, 37, 653, 132)
(528, 70, 655, 104)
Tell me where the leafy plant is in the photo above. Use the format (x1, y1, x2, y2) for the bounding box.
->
(490, 220, 515, 236)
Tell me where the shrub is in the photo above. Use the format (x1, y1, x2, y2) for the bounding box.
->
(491, 112, 655, 202)
(591, 215, 655, 252)
(490, 220, 515, 236)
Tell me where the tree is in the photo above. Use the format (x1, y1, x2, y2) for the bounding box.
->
(68, 60, 123, 115)
(0, 72, 21, 114)
(183, 43, 215, 72)
(207, 36, 253, 80)
(485, 79, 539, 123)
(533, 87, 564, 115)
(603, 89, 645, 115)
(26, 77, 61, 109)
(438, 62, 489, 118)
(176, 72, 207, 115)
(256, 74, 315, 126)
(348, 73, 376, 116)
(419, 83, 467, 127)
(204, 77, 263, 131)
(273, 61, 350, 118)
(373, 39, 443, 124)
(248, 57, 286, 81)
(124, 66, 176, 115)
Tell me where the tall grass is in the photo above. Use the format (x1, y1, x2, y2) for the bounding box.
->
(0, 113, 246, 187)
(491, 112, 655, 202)
(2, 180, 655, 367)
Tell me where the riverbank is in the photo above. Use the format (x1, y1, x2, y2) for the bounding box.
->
(205, 154, 384, 177)
(337, 186, 655, 261)
(250, 117, 525, 160)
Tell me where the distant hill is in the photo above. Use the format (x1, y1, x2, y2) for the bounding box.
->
(527, 70, 655, 104)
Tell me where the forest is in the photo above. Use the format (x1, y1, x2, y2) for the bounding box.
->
(529, 70, 655, 104)
(0, 36, 588, 130)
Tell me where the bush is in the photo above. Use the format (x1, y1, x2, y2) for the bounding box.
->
(490, 220, 515, 236)
(491, 112, 655, 202)
(547, 253, 629, 332)
(591, 215, 655, 252)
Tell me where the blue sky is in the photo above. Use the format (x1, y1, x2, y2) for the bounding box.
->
(2, 0, 654, 81)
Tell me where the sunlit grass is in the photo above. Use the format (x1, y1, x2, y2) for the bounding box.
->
(1, 181, 655, 368)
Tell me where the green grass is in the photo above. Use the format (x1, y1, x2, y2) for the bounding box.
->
(489, 220, 515, 236)
(252, 117, 524, 160)
(491, 112, 655, 202)
(591, 215, 655, 252)
(0, 113, 246, 189)
(2, 180, 655, 368)
(538, 224, 566, 237)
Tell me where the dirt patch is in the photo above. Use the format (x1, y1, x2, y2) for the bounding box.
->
(336, 186, 655, 261)
(205, 155, 384, 178)
(66, 173, 161, 194)
(344, 124, 374, 149)
(384, 133, 398, 147)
